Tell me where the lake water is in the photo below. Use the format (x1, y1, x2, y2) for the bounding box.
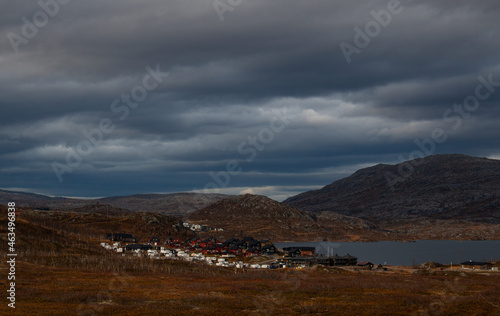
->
(274, 240, 500, 266)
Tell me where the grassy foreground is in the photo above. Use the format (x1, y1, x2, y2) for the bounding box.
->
(3, 261, 500, 315)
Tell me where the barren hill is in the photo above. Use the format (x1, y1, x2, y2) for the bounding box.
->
(284, 154, 500, 223)
(187, 194, 379, 241)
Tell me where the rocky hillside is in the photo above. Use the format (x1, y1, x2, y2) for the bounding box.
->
(284, 154, 500, 223)
(187, 194, 379, 241)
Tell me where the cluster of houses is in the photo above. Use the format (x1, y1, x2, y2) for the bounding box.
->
(180, 221, 224, 232)
(103, 234, 278, 257)
(178, 236, 278, 257)
(101, 234, 283, 269)
(101, 233, 365, 269)
(102, 234, 499, 271)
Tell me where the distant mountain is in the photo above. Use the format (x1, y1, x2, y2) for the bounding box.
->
(0, 189, 228, 216)
(284, 154, 500, 223)
(50, 203, 134, 216)
(187, 194, 378, 241)
(0, 189, 81, 209)
(98, 193, 228, 216)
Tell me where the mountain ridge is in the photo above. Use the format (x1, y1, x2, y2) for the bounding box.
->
(0, 189, 228, 216)
(284, 154, 500, 223)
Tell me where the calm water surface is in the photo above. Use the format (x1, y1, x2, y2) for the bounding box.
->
(274, 240, 500, 266)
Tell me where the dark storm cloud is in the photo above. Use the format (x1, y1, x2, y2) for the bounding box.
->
(1, 0, 500, 199)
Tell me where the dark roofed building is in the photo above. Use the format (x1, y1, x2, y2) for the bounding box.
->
(248, 240, 262, 249)
(331, 254, 358, 266)
(260, 239, 272, 246)
(236, 240, 250, 249)
(223, 238, 240, 248)
(207, 236, 218, 243)
(284, 253, 358, 267)
(357, 261, 374, 268)
(460, 260, 493, 270)
(107, 233, 137, 243)
(125, 244, 153, 251)
(283, 247, 316, 257)
(261, 244, 277, 255)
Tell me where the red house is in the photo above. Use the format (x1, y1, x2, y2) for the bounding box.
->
(169, 241, 182, 249)
(246, 248, 260, 257)
(203, 247, 219, 255)
(229, 247, 243, 256)
(188, 238, 203, 247)
(200, 239, 215, 248)
(214, 246, 226, 254)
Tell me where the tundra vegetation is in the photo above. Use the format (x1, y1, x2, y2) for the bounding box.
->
(0, 205, 499, 315)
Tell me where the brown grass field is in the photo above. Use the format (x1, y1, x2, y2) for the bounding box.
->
(4, 261, 500, 315)
(1, 207, 499, 315)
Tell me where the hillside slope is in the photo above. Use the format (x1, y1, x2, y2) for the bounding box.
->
(284, 154, 500, 223)
(0, 189, 76, 208)
(99, 193, 228, 216)
(0, 189, 228, 216)
(187, 194, 379, 241)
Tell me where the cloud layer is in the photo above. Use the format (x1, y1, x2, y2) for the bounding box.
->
(1, 0, 500, 200)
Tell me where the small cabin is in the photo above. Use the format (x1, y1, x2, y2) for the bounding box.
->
(357, 261, 374, 269)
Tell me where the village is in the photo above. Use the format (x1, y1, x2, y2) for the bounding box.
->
(100, 232, 500, 272)
(101, 233, 362, 269)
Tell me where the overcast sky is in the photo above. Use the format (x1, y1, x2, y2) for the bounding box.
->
(1, 0, 499, 200)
